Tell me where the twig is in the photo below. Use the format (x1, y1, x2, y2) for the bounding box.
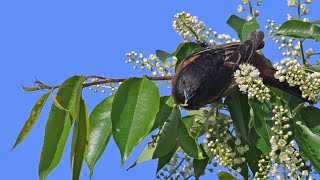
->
(24, 75, 173, 91)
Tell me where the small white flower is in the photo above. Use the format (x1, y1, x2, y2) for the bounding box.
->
(287, 0, 295, 7)
(237, 5, 244, 12)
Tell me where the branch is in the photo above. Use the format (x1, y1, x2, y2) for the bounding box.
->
(24, 75, 173, 91)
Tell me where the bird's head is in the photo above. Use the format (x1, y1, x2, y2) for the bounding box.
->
(173, 72, 202, 107)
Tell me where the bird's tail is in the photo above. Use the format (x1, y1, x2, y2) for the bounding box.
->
(251, 53, 314, 104)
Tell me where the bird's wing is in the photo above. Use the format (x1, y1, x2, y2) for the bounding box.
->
(224, 31, 265, 69)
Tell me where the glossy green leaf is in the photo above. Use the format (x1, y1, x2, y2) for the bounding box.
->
(225, 91, 251, 142)
(156, 143, 179, 173)
(86, 95, 114, 179)
(226, 15, 260, 42)
(249, 100, 273, 146)
(51, 90, 69, 112)
(12, 92, 50, 150)
(295, 121, 320, 172)
(217, 171, 237, 180)
(193, 146, 209, 179)
(178, 120, 204, 159)
(111, 77, 160, 164)
(300, 106, 320, 134)
(151, 96, 174, 132)
(39, 76, 87, 180)
(173, 42, 206, 70)
(277, 20, 320, 41)
(71, 99, 89, 180)
(156, 50, 170, 63)
(270, 87, 302, 110)
(182, 116, 194, 129)
(153, 106, 180, 158)
(127, 143, 156, 171)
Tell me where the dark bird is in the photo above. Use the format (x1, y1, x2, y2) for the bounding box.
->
(171, 31, 312, 110)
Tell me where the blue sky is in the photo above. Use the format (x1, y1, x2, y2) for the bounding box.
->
(1, 0, 319, 180)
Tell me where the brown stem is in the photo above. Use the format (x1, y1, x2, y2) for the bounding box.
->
(26, 75, 173, 91)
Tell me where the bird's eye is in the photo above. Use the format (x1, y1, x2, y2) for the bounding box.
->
(182, 80, 186, 85)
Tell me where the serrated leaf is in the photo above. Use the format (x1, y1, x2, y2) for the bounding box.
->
(39, 76, 87, 180)
(22, 85, 41, 92)
(12, 92, 50, 150)
(153, 106, 180, 158)
(300, 106, 320, 134)
(225, 91, 251, 142)
(156, 143, 179, 173)
(217, 171, 237, 180)
(151, 96, 174, 132)
(249, 100, 273, 146)
(111, 77, 160, 164)
(173, 42, 206, 71)
(178, 120, 204, 159)
(277, 20, 320, 41)
(86, 95, 114, 179)
(156, 50, 171, 63)
(226, 15, 260, 42)
(295, 121, 320, 172)
(71, 98, 89, 180)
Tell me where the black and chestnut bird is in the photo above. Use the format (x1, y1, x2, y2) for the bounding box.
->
(172, 31, 312, 110)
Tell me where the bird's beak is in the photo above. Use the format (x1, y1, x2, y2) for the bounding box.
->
(180, 89, 192, 107)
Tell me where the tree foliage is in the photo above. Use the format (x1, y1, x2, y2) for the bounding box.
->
(12, 0, 320, 179)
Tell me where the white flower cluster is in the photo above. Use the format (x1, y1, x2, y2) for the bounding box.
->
(173, 12, 238, 44)
(254, 156, 271, 180)
(88, 78, 120, 95)
(234, 63, 271, 102)
(237, 0, 261, 21)
(274, 58, 320, 102)
(268, 106, 309, 179)
(173, 12, 207, 42)
(265, 19, 280, 36)
(203, 113, 248, 174)
(125, 51, 175, 77)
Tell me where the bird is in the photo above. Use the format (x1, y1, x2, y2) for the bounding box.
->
(171, 31, 312, 110)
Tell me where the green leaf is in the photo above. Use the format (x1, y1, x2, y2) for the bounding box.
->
(39, 76, 87, 180)
(226, 15, 260, 42)
(300, 106, 320, 134)
(248, 100, 273, 146)
(217, 171, 237, 180)
(303, 65, 320, 73)
(22, 85, 41, 92)
(277, 20, 320, 41)
(270, 87, 302, 110)
(156, 143, 179, 173)
(126, 143, 156, 171)
(182, 116, 194, 129)
(71, 99, 89, 180)
(225, 91, 251, 142)
(86, 95, 114, 179)
(312, 20, 320, 25)
(246, 130, 267, 174)
(153, 106, 180, 158)
(295, 121, 320, 172)
(156, 50, 171, 63)
(12, 92, 50, 150)
(178, 120, 204, 159)
(173, 42, 206, 71)
(111, 77, 160, 164)
(193, 147, 209, 179)
(151, 96, 174, 132)
(51, 90, 69, 112)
